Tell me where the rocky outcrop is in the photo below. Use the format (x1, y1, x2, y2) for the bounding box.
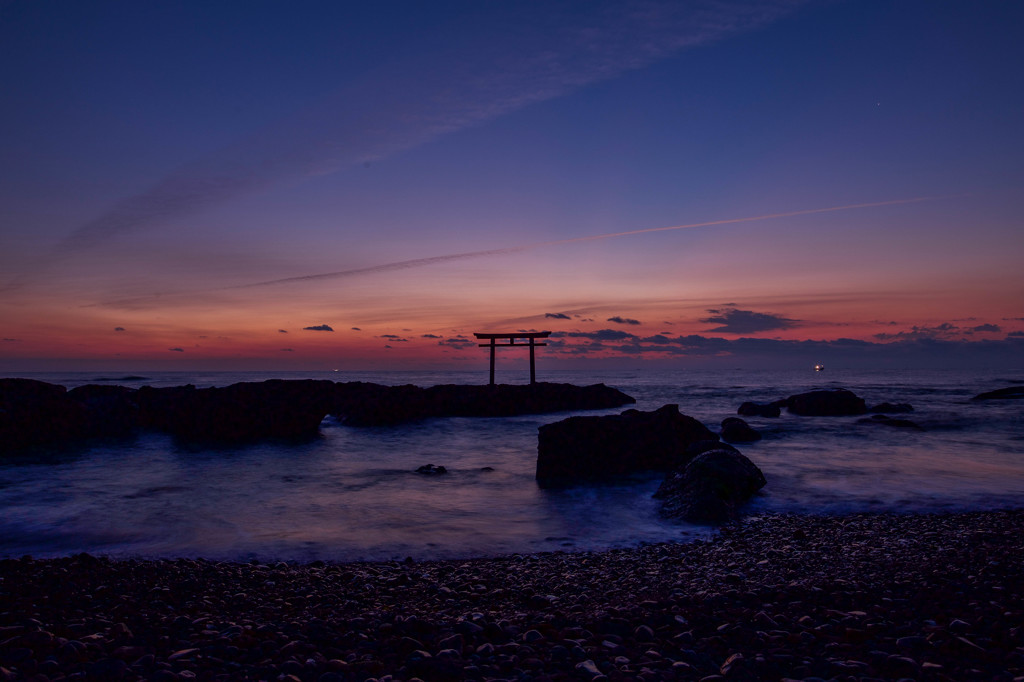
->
(737, 401, 781, 418)
(655, 448, 766, 523)
(720, 417, 762, 443)
(784, 389, 867, 416)
(0, 379, 88, 454)
(68, 384, 140, 438)
(138, 380, 337, 443)
(2, 378, 636, 453)
(332, 382, 635, 426)
(971, 386, 1024, 401)
(535, 404, 716, 485)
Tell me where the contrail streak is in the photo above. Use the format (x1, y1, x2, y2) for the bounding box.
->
(7, 0, 806, 294)
(231, 196, 931, 289)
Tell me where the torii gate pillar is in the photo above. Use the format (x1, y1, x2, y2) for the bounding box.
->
(473, 331, 551, 385)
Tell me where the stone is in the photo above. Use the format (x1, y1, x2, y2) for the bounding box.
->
(971, 386, 1024, 400)
(737, 401, 781, 418)
(137, 380, 337, 443)
(0, 378, 88, 454)
(784, 389, 867, 416)
(656, 449, 766, 523)
(415, 464, 448, 475)
(535, 404, 716, 485)
(720, 417, 761, 443)
(332, 382, 635, 426)
(868, 402, 914, 413)
(856, 415, 924, 431)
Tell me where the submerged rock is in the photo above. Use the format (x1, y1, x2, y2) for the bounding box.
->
(971, 386, 1024, 400)
(416, 464, 448, 475)
(868, 401, 915, 413)
(535, 404, 715, 485)
(720, 416, 761, 443)
(856, 414, 925, 431)
(737, 401, 781, 418)
(655, 448, 766, 523)
(784, 388, 867, 416)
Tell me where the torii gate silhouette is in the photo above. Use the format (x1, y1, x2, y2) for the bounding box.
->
(474, 331, 551, 385)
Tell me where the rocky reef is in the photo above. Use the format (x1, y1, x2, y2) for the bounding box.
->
(0, 379, 635, 454)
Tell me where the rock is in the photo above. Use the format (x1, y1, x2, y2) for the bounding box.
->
(720, 417, 761, 443)
(737, 401, 781, 418)
(971, 386, 1024, 400)
(0, 378, 88, 455)
(856, 414, 924, 431)
(784, 389, 867, 416)
(332, 381, 635, 426)
(656, 449, 766, 523)
(415, 464, 447, 475)
(535, 404, 716, 485)
(68, 384, 139, 437)
(868, 401, 914, 413)
(137, 380, 337, 443)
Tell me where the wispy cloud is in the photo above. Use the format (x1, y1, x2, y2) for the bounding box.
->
(303, 324, 334, 332)
(7, 1, 807, 291)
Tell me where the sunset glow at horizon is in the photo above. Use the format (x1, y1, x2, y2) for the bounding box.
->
(2, 1, 1022, 373)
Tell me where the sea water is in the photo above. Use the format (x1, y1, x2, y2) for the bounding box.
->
(1, 368, 1022, 561)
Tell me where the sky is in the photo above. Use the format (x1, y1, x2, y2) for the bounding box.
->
(2, 0, 1023, 372)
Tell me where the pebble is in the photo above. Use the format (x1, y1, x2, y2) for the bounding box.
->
(1, 510, 1022, 681)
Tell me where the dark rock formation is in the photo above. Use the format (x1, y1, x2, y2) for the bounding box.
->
(415, 464, 448, 475)
(68, 384, 140, 438)
(2, 378, 635, 453)
(332, 382, 635, 426)
(868, 401, 914, 413)
(784, 388, 867, 416)
(137, 380, 337, 443)
(971, 386, 1024, 401)
(535, 404, 715, 485)
(856, 414, 925, 431)
(720, 417, 762, 443)
(737, 401, 781, 418)
(0, 379, 88, 454)
(655, 448, 766, 523)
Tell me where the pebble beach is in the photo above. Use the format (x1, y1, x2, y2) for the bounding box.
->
(3, 510, 1023, 681)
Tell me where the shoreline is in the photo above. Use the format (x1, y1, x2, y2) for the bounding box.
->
(3, 509, 1023, 680)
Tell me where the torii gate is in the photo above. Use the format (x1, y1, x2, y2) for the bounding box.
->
(474, 331, 551, 386)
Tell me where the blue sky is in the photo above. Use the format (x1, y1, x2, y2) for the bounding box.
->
(2, 1, 1022, 370)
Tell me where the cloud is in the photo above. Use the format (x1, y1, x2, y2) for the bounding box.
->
(557, 329, 638, 341)
(278, 329, 288, 333)
(607, 316, 641, 325)
(303, 324, 334, 331)
(873, 322, 959, 341)
(3, 338, 19, 342)
(351, 327, 361, 331)
(439, 336, 475, 350)
(701, 308, 798, 334)
(281, 348, 294, 351)
(168, 347, 184, 352)
(114, 326, 126, 332)
(379, 334, 408, 341)
(545, 312, 571, 320)
(421, 333, 442, 338)
(972, 324, 1002, 333)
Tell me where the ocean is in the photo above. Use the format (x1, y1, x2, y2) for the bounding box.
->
(1, 368, 1022, 562)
